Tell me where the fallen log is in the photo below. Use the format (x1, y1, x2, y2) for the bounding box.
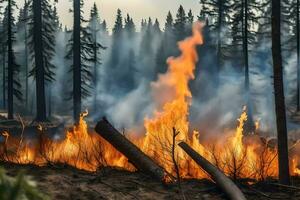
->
(95, 117, 166, 181)
(178, 142, 247, 200)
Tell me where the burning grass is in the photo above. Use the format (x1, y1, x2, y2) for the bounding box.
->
(1, 22, 300, 182)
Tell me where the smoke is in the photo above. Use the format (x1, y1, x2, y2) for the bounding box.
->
(12, 8, 300, 138)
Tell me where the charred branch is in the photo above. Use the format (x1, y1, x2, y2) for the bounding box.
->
(95, 117, 166, 181)
(178, 142, 247, 200)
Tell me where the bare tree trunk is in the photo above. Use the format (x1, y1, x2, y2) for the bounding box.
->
(178, 142, 247, 200)
(47, 84, 52, 118)
(297, 0, 300, 111)
(7, 0, 13, 119)
(243, 0, 255, 132)
(24, 0, 29, 110)
(272, 0, 290, 185)
(216, 0, 223, 87)
(95, 118, 166, 181)
(33, 0, 47, 121)
(93, 32, 98, 112)
(243, 0, 249, 93)
(73, 0, 82, 123)
(2, 49, 5, 110)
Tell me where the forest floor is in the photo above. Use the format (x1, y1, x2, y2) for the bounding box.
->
(2, 163, 300, 200)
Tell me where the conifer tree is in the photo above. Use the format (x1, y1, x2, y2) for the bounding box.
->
(155, 11, 175, 74)
(16, 0, 30, 109)
(66, 0, 105, 122)
(124, 14, 136, 38)
(272, 0, 290, 185)
(87, 3, 106, 111)
(100, 20, 109, 36)
(199, 0, 231, 80)
(0, 10, 7, 109)
(110, 9, 123, 68)
(1, 0, 22, 119)
(26, 0, 57, 121)
(174, 5, 187, 42)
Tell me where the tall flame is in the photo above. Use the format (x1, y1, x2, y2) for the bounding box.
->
(142, 22, 203, 174)
(0, 22, 300, 181)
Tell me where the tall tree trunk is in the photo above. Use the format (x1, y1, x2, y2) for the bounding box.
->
(297, 0, 300, 111)
(47, 84, 52, 118)
(73, 0, 82, 123)
(243, 0, 249, 93)
(93, 33, 98, 112)
(2, 47, 6, 110)
(24, 0, 29, 110)
(272, 0, 290, 185)
(243, 0, 255, 132)
(216, 0, 223, 87)
(33, 0, 47, 121)
(7, 0, 14, 119)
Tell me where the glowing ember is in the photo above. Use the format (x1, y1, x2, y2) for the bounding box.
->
(0, 22, 300, 181)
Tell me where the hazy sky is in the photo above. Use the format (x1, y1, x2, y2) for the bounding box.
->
(16, 0, 201, 31)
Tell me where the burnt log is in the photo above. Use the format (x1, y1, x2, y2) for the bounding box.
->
(178, 142, 246, 200)
(95, 117, 166, 181)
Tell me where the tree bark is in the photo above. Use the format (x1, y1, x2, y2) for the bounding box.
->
(93, 29, 98, 112)
(24, 0, 29, 110)
(7, 0, 13, 119)
(33, 0, 47, 121)
(95, 118, 166, 181)
(178, 142, 246, 200)
(216, 0, 223, 87)
(73, 0, 82, 123)
(297, 0, 300, 111)
(2, 48, 5, 110)
(271, 0, 290, 185)
(243, 0, 255, 133)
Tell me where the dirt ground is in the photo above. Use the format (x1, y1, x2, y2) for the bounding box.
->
(2, 163, 300, 200)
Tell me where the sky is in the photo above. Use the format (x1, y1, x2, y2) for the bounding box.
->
(16, 0, 201, 32)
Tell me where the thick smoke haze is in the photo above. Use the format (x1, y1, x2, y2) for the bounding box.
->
(7, 1, 300, 138)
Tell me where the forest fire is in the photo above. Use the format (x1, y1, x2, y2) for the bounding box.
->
(1, 22, 300, 182)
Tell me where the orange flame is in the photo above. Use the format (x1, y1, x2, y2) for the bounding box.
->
(0, 22, 300, 181)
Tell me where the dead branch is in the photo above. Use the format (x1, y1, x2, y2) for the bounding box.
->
(178, 142, 246, 200)
(95, 117, 166, 181)
(172, 127, 186, 200)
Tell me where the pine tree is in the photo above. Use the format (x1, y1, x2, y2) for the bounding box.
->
(16, 0, 30, 109)
(110, 9, 123, 68)
(47, 3, 60, 118)
(26, 0, 57, 121)
(139, 17, 157, 79)
(101, 20, 108, 35)
(153, 18, 162, 35)
(174, 5, 187, 42)
(229, 0, 261, 131)
(199, 0, 231, 81)
(272, 0, 290, 185)
(187, 9, 194, 24)
(1, 0, 22, 119)
(0, 11, 7, 110)
(122, 14, 137, 91)
(186, 9, 194, 35)
(155, 11, 176, 74)
(87, 3, 106, 111)
(141, 19, 147, 32)
(66, 0, 105, 122)
(124, 14, 136, 36)
(296, 0, 300, 111)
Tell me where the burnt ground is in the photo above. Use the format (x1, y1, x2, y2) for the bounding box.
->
(2, 163, 300, 200)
